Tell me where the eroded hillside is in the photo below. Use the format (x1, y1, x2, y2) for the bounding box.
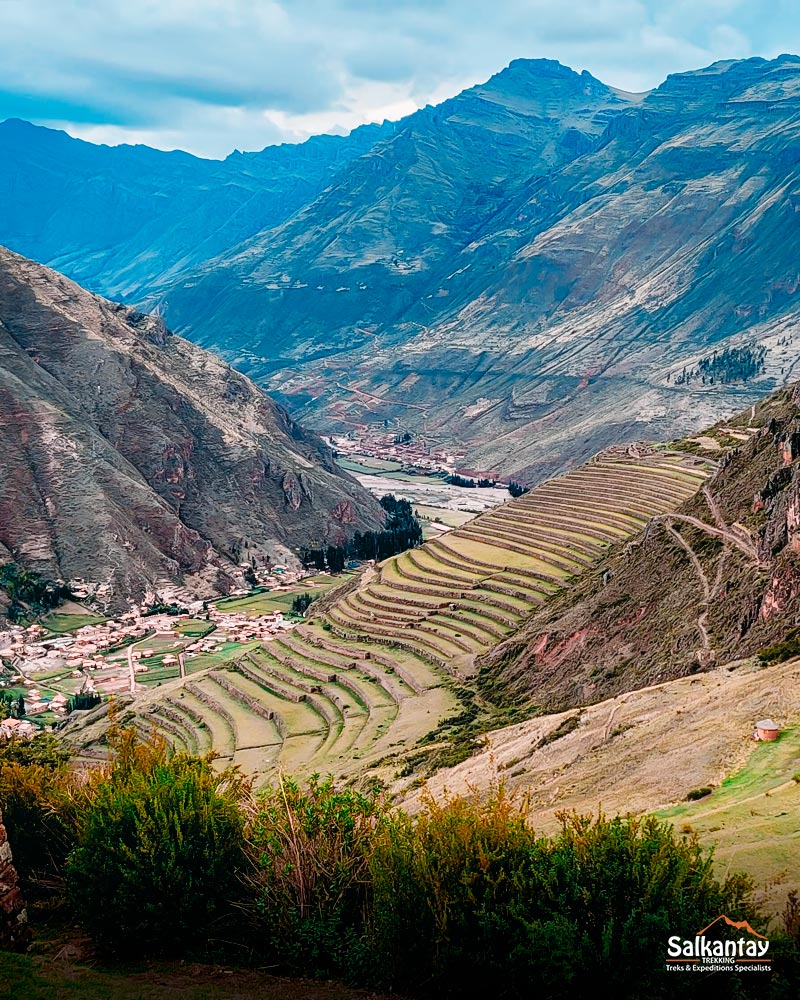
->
(0, 248, 382, 607)
(480, 381, 800, 712)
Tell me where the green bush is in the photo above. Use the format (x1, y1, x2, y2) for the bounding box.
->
(67, 731, 248, 958)
(370, 785, 541, 996)
(687, 786, 713, 801)
(0, 734, 87, 887)
(369, 790, 758, 998)
(246, 774, 386, 978)
(757, 626, 800, 665)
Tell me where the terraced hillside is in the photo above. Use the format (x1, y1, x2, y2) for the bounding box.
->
(75, 449, 710, 782)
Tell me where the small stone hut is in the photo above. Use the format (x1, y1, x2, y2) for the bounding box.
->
(754, 719, 780, 742)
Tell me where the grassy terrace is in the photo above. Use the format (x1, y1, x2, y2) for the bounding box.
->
(107, 451, 710, 783)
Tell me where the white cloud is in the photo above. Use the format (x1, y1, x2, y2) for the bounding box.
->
(0, 0, 797, 156)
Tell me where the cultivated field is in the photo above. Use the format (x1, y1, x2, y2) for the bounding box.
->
(94, 450, 710, 782)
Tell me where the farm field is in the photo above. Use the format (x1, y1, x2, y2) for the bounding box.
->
(40, 603, 107, 633)
(214, 574, 354, 616)
(73, 449, 712, 784)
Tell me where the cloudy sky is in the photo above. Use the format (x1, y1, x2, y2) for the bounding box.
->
(1, 0, 798, 158)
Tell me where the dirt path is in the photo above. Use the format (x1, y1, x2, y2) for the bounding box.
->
(681, 779, 797, 822)
(665, 511, 761, 565)
(663, 521, 712, 652)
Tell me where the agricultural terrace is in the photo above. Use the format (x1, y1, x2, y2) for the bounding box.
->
(112, 450, 710, 782)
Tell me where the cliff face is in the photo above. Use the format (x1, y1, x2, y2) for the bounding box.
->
(479, 382, 800, 713)
(0, 809, 29, 952)
(0, 247, 382, 607)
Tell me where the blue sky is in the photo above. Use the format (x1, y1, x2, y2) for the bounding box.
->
(1, 0, 799, 158)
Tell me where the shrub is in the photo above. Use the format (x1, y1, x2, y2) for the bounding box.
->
(67, 730, 248, 958)
(0, 734, 89, 888)
(246, 774, 386, 978)
(687, 786, 713, 801)
(369, 792, 758, 998)
(369, 785, 541, 996)
(758, 627, 800, 666)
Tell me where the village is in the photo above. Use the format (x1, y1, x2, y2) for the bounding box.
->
(0, 566, 332, 739)
(325, 426, 495, 479)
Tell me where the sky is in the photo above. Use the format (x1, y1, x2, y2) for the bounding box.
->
(1, 0, 799, 159)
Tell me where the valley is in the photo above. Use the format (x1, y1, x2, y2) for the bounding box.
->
(2, 41, 800, 978)
(6, 57, 800, 483)
(65, 446, 709, 784)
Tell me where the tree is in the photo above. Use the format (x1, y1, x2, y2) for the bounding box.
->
(326, 545, 346, 574)
(508, 481, 528, 498)
(291, 593, 314, 616)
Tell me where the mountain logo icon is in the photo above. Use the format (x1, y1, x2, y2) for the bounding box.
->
(696, 915, 768, 940)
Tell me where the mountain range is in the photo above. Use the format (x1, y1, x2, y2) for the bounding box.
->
(2, 55, 800, 482)
(0, 247, 381, 608)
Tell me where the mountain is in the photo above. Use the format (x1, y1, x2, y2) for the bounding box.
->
(164, 55, 800, 482)
(4, 57, 800, 482)
(0, 247, 382, 608)
(163, 60, 633, 370)
(478, 379, 800, 712)
(0, 116, 395, 300)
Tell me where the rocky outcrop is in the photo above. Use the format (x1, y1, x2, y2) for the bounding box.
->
(0, 810, 30, 952)
(0, 248, 382, 609)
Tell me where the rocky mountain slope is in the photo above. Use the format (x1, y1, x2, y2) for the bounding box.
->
(0, 116, 395, 300)
(0, 247, 381, 607)
(188, 54, 798, 483)
(4, 56, 800, 481)
(478, 380, 800, 713)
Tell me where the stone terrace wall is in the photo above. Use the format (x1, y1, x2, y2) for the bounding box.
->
(0, 809, 31, 951)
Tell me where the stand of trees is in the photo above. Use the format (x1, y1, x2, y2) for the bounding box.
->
(302, 495, 423, 572)
(0, 562, 73, 623)
(290, 593, 315, 616)
(446, 474, 499, 489)
(507, 481, 528, 498)
(67, 692, 102, 713)
(672, 344, 767, 386)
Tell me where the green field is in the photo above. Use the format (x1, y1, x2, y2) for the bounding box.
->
(336, 455, 403, 473)
(215, 574, 354, 616)
(40, 611, 106, 633)
(184, 640, 262, 674)
(414, 504, 475, 528)
(657, 728, 800, 914)
(174, 619, 216, 637)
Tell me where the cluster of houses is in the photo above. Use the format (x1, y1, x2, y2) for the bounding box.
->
(22, 688, 70, 717)
(0, 592, 308, 737)
(327, 429, 465, 475)
(0, 717, 36, 740)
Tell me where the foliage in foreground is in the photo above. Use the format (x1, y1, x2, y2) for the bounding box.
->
(1, 732, 798, 996)
(67, 730, 249, 957)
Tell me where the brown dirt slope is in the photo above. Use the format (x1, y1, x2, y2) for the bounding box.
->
(403, 657, 800, 915)
(479, 382, 800, 712)
(0, 247, 382, 608)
